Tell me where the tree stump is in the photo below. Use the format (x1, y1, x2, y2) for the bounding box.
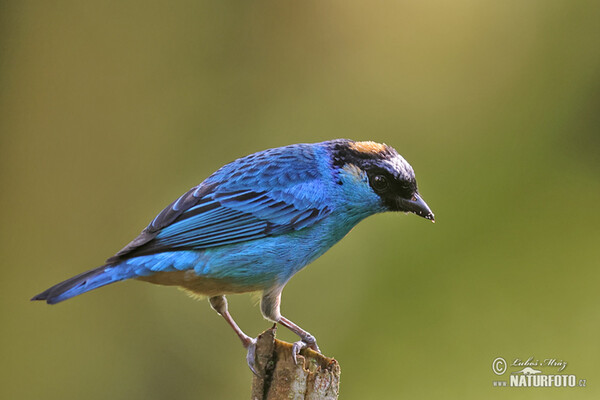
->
(250, 326, 341, 400)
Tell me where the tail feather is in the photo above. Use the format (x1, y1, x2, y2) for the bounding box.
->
(31, 264, 138, 304)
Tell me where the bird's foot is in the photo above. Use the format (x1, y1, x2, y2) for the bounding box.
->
(244, 337, 259, 376)
(291, 334, 320, 365)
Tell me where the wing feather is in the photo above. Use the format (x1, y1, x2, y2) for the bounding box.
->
(106, 183, 330, 262)
(106, 144, 332, 263)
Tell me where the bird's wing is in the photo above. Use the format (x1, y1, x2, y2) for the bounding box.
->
(107, 149, 332, 263)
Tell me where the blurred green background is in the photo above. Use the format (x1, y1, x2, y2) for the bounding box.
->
(1, 1, 599, 399)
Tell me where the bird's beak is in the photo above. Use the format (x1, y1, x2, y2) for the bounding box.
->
(400, 193, 435, 222)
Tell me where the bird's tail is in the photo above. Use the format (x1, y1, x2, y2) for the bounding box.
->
(31, 264, 138, 304)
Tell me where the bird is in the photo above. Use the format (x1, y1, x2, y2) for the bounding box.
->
(32, 139, 434, 372)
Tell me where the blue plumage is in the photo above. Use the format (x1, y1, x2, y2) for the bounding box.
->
(32, 139, 434, 371)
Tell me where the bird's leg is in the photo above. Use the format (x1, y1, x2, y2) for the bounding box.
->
(261, 289, 320, 364)
(208, 295, 258, 374)
(278, 316, 320, 362)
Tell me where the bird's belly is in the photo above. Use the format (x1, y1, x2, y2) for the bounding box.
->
(136, 271, 264, 296)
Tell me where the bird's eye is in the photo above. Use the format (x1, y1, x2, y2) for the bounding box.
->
(371, 175, 389, 192)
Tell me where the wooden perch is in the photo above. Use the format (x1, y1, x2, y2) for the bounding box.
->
(250, 326, 341, 400)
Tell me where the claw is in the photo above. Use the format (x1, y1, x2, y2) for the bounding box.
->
(291, 336, 320, 365)
(245, 337, 259, 376)
(309, 341, 320, 353)
(291, 340, 306, 365)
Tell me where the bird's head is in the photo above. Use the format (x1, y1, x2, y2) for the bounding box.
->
(330, 140, 434, 222)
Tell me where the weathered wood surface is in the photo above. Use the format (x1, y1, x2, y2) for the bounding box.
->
(250, 326, 341, 400)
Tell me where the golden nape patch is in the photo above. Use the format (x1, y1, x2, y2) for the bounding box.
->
(349, 141, 388, 155)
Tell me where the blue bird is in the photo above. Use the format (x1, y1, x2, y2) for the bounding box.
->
(32, 139, 434, 371)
